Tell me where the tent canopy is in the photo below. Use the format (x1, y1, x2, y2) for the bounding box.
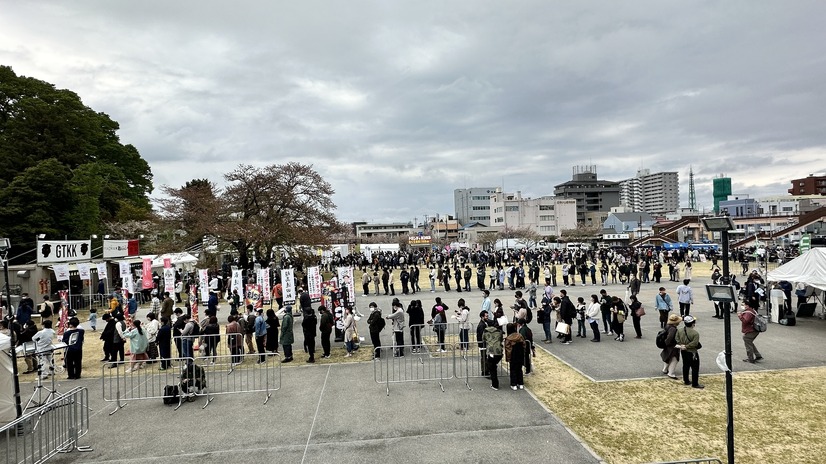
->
(150, 252, 199, 269)
(0, 333, 15, 424)
(766, 248, 826, 291)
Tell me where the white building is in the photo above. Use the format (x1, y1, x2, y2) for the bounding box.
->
(619, 169, 679, 215)
(489, 190, 577, 237)
(454, 187, 497, 226)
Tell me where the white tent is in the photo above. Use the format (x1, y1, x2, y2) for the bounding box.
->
(150, 252, 199, 270)
(0, 333, 15, 424)
(766, 248, 826, 291)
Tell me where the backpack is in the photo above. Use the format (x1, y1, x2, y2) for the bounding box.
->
(189, 322, 200, 337)
(751, 311, 768, 333)
(163, 385, 179, 405)
(525, 307, 533, 324)
(376, 317, 386, 332)
(655, 329, 668, 349)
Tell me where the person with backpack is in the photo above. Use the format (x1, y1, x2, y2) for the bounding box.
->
(367, 302, 385, 359)
(244, 305, 257, 354)
(738, 298, 764, 363)
(675, 315, 703, 389)
(483, 319, 504, 390)
(660, 313, 682, 379)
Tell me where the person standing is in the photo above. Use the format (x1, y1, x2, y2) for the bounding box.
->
(253, 309, 268, 364)
(586, 294, 601, 342)
(367, 302, 384, 359)
(628, 294, 644, 339)
(504, 323, 525, 391)
(675, 315, 703, 388)
(302, 305, 317, 363)
(610, 296, 627, 342)
(660, 314, 682, 379)
(538, 292, 553, 343)
(483, 320, 504, 390)
(361, 270, 372, 297)
(432, 306, 447, 352)
(655, 287, 674, 329)
(386, 300, 406, 357)
(676, 279, 694, 317)
(62, 317, 85, 379)
(109, 314, 127, 368)
(123, 320, 149, 373)
(599, 289, 613, 335)
(265, 309, 280, 354)
(145, 312, 160, 363)
(628, 274, 641, 298)
(280, 306, 294, 362)
(319, 306, 334, 359)
(476, 311, 490, 376)
(342, 307, 356, 357)
(406, 300, 424, 353)
(157, 317, 173, 370)
(738, 299, 764, 363)
(225, 315, 242, 366)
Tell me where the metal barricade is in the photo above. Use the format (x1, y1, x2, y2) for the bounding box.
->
(372, 343, 454, 396)
(454, 344, 509, 391)
(102, 352, 281, 414)
(194, 353, 281, 405)
(102, 357, 200, 414)
(1, 386, 92, 464)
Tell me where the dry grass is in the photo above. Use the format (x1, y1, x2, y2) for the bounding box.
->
(526, 348, 826, 464)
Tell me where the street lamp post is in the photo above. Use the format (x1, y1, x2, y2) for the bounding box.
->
(702, 216, 737, 464)
(1, 238, 23, 418)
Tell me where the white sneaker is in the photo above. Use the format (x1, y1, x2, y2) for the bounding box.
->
(511, 386, 517, 391)
(518, 385, 524, 390)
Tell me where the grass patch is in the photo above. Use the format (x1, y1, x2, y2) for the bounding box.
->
(526, 348, 826, 464)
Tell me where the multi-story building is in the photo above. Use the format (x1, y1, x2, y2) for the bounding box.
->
(488, 190, 577, 237)
(788, 174, 826, 195)
(618, 169, 679, 215)
(554, 166, 621, 222)
(454, 187, 497, 226)
(355, 223, 413, 240)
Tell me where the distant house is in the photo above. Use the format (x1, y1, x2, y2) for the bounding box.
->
(603, 212, 656, 236)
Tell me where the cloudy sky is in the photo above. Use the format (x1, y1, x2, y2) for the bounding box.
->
(2, 1, 824, 224)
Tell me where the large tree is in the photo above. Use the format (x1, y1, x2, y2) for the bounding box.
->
(160, 163, 344, 270)
(0, 66, 153, 256)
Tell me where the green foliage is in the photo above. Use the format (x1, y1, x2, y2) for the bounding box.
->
(0, 66, 154, 255)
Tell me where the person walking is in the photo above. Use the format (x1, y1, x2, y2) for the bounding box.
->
(660, 314, 682, 379)
(738, 299, 764, 363)
(676, 279, 694, 317)
(675, 315, 703, 388)
(655, 287, 674, 329)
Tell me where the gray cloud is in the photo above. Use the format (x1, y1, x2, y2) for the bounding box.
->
(1, 1, 824, 223)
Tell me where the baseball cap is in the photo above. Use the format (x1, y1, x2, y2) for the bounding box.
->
(683, 315, 695, 324)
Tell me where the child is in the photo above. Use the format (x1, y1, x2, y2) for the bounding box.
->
(576, 297, 587, 338)
(503, 323, 525, 391)
(89, 307, 97, 331)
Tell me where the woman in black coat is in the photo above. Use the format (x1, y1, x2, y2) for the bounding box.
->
(406, 300, 425, 352)
(265, 309, 280, 353)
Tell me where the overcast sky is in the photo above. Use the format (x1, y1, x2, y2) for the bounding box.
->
(2, 1, 825, 224)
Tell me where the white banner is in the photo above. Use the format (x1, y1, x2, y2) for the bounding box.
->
(281, 268, 296, 305)
(198, 269, 209, 302)
(96, 262, 108, 279)
(123, 274, 134, 294)
(259, 268, 271, 303)
(37, 240, 91, 264)
(77, 263, 91, 280)
(164, 268, 175, 294)
(307, 266, 322, 302)
(232, 270, 244, 299)
(53, 264, 70, 282)
(336, 266, 356, 307)
(102, 239, 139, 259)
(119, 261, 131, 277)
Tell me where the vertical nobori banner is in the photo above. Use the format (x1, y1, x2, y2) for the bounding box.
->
(163, 258, 174, 294)
(336, 266, 356, 308)
(259, 268, 271, 303)
(307, 266, 322, 303)
(281, 268, 296, 306)
(198, 269, 209, 302)
(142, 258, 153, 291)
(189, 284, 199, 322)
(232, 269, 243, 299)
(57, 289, 70, 336)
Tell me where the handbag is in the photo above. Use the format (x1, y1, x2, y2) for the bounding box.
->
(555, 321, 570, 335)
(637, 306, 646, 317)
